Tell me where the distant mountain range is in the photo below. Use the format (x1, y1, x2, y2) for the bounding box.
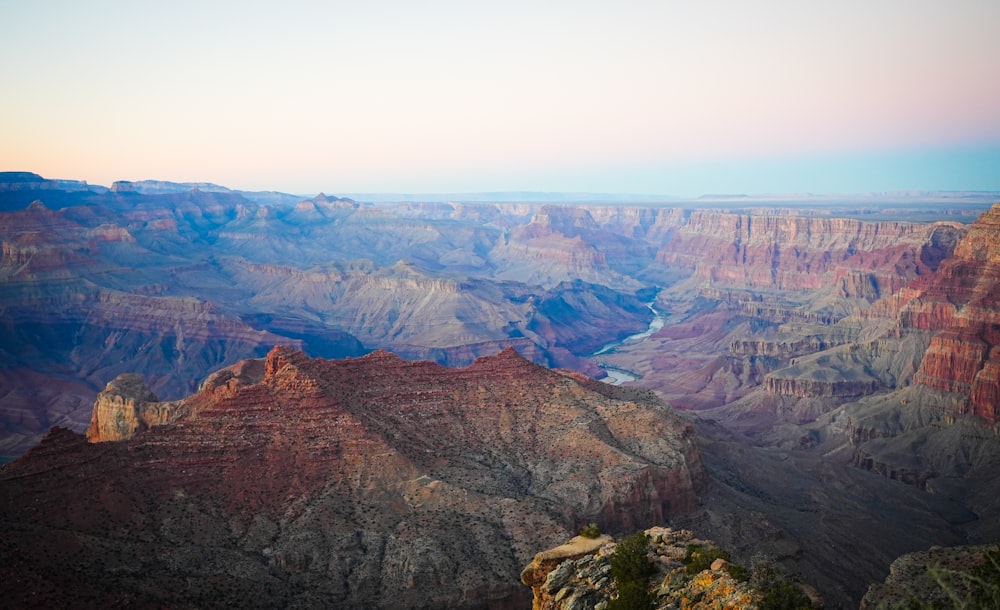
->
(5, 170, 998, 205)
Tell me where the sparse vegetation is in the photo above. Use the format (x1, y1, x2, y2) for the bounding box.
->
(683, 542, 731, 574)
(759, 581, 812, 610)
(608, 532, 656, 610)
(901, 545, 1000, 610)
(609, 580, 655, 610)
(748, 556, 812, 610)
(579, 522, 602, 538)
(727, 561, 751, 582)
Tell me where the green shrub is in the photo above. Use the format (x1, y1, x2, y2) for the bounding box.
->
(970, 545, 1000, 608)
(759, 581, 812, 610)
(608, 532, 656, 610)
(746, 555, 811, 610)
(612, 532, 656, 584)
(579, 522, 601, 539)
(727, 562, 751, 582)
(683, 543, 731, 574)
(903, 545, 1000, 610)
(607, 581, 655, 610)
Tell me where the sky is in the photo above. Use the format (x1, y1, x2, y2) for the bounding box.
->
(2, 0, 999, 196)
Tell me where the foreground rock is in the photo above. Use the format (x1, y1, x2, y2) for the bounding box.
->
(522, 526, 819, 610)
(861, 544, 999, 609)
(0, 347, 702, 609)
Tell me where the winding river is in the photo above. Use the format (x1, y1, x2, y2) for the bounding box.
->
(592, 297, 665, 385)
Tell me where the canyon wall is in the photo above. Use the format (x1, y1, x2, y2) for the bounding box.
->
(880, 204, 1000, 422)
(655, 210, 962, 302)
(1, 185, 661, 456)
(0, 347, 703, 609)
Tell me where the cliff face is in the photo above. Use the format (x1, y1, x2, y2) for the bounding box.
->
(898, 204, 1000, 422)
(520, 534, 614, 610)
(655, 210, 962, 300)
(0, 347, 703, 609)
(85, 374, 162, 442)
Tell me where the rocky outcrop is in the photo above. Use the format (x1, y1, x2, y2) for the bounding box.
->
(520, 534, 613, 610)
(838, 382, 1000, 508)
(522, 527, 812, 610)
(0, 347, 703, 609)
(730, 324, 859, 358)
(913, 328, 994, 396)
(861, 544, 997, 610)
(761, 346, 883, 400)
(852, 447, 932, 489)
(86, 374, 167, 442)
(84, 371, 214, 443)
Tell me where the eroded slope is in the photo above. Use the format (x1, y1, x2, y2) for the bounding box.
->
(0, 347, 701, 609)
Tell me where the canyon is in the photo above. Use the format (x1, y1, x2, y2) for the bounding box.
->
(1, 172, 999, 608)
(1, 346, 700, 608)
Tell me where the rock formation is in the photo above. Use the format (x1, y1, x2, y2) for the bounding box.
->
(85, 373, 164, 442)
(654, 210, 961, 300)
(826, 205, 1000, 511)
(861, 544, 998, 609)
(4, 174, 1000, 608)
(0, 181, 662, 455)
(521, 526, 815, 610)
(520, 534, 614, 610)
(904, 205, 1000, 422)
(0, 347, 702, 609)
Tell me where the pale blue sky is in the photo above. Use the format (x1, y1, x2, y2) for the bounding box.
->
(2, 1, 998, 195)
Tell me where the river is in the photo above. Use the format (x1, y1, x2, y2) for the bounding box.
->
(592, 297, 665, 385)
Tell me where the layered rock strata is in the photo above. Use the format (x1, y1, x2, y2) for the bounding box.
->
(0, 347, 702, 609)
(654, 211, 961, 299)
(872, 204, 1000, 421)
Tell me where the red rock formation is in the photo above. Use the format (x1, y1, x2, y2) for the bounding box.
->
(654, 210, 962, 300)
(85, 374, 193, 443)
(0, 347, 703, 609)
(893, 204, 1000, 422)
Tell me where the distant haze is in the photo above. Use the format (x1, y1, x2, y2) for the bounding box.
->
(2, 1, 999, 196)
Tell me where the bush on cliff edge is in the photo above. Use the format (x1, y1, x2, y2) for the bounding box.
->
(608, 532, 655, 610)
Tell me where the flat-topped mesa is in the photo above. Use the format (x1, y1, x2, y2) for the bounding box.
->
(85, 374, 185, 442)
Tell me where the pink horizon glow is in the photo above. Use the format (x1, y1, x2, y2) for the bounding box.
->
(2, 1, 999, 195)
